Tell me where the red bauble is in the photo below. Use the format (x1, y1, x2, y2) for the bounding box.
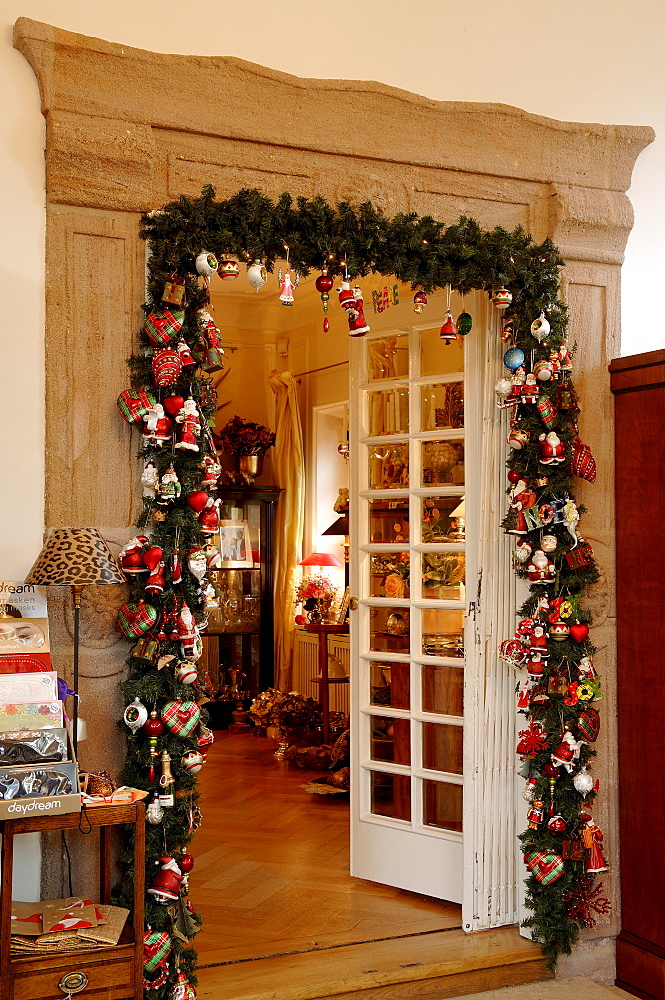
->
(315, 273, 334, 294)
(543, 762, 561, 779)
(570, 623, 590, 643)
(163, 395, 185, 416)
(145, 711, 165, 737)
(143, 546, 164, 572)
(507, 468, 521, 484)
(186, 491, 209, 513)
(179, 852, 195, 874)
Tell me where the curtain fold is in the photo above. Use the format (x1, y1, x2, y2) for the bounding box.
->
(268, 370, 305, 690)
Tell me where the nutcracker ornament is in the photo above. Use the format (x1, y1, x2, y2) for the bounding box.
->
(174, 398, 201, 452)
(198, 311, 225, 373)
(176, 339, 196, 370)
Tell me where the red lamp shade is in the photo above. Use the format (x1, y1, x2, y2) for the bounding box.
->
(300, 551, 343, 568)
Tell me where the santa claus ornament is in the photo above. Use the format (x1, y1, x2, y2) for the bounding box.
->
(338, 281, 370, 336)
(147, 855, 184, 904)
(174, 398, 201, 452)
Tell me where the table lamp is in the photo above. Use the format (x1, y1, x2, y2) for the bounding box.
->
(448, 498, 466, 542)
(321, 515, 350, 587)
(24, 528, 124, 756)
(300, 551, 343, 572)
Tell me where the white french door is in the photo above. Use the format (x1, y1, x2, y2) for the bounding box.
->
(348, 294, 520, 927)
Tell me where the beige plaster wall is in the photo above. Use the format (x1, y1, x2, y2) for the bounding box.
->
(0, 3, 657, 960)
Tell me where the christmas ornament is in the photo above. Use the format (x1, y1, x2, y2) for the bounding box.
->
(145, 709, 165, 737)
(176, 339, 196, 369)
(197, 724, 214, 748)
(515, 540, 532, 563)
(547, 814, 567, 834)
(500, 319, 514, 342)
(186, 491, 209, 513)
(492, 288, 512, 310)
(142, 460, 159, 498)
(573, 765, 594, 797)
(338, 281, 370, 336)
(413, 288, 428, 313)
(516, 721, 547, 759)
(148, 855, 184, 904)
(521, 374, 538, 405)
(536, 395, 558, 429)
(174, 398, 201, 452)
(175, 662, 198, 685)
(198, 311, 225, 373)
(551, 727, 585, 771)
(182, 749, 205, 773)
(145, 562, 166, 596)
(533, 358, 554, 381)
(131, 636, 160, 665)
(163, 274, 186, 306)
(572, 439, 597, 483)
(524, 850, 565, 885)
(120, 535, 150, 575)
(530, 312, 550, 342)
(123, 697, 148, 734)
(315, 269, 334, 330)
(195, 251, 218, 278)
(143, 404, 174, 447)
(549, 621, 570, 641)
(279, 269, 295, 305)
(581, 816, 608, 873)
(188, 547, 208, 581)
(218, 259, 239, 280)
(198, 498, 221, 535)
(565, 541, 595, 569)
(523, 777, 537, 802)
(527, 798, 545, 829)
(541, 534, 557, 553)
(152, 349, 183, 388)
(539, 431, 566, 465)
(143, 929, 171, 988)
(456, 310, 473, 336)
(569, 623, 590, 643)
(144, 309, 184, 347)
(564, 876, 611, 928)
(439, 312, 457, 344)
(162, 700, 202, 738)
(158, 750, 176, 808)
(577, 706, 600, 742)
(147, 735, 160, 783)
(169, 970, 197, 1000)
(503, 347, 525, 371)
(116, 601, 158, 639)
(117, 389, 157, 425)
(143, 546, 163, 572)
(508, 428, 529, 450)
(179, 851, 195, 874)
(163, 394, 185, 417)
(247, 259, 267, 291)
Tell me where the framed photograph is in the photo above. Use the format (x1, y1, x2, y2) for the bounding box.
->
(218, 520, 253, 569)
(337, 588, 351, 624)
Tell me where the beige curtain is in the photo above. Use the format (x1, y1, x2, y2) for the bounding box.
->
(268, 371, 305, 690)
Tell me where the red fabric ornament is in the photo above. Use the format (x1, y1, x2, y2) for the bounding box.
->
(117, 389, 157, 425)
(116, 601, 158, 639)
(577, 706, 600, 742)
(524, 850, 565, 885)
(572, 438, 597, 483)
(144, 309, 184, 346)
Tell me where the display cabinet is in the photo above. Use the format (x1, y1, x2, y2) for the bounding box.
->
(203, 486, 281, 720)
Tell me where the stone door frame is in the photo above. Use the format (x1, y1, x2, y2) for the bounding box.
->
(14, 15, 653, 943)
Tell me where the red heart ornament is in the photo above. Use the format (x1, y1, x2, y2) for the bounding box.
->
(569, 623, 589, 643)
(143, 546, 163, 572)
(163, 395, 185, 417)
(186, 491, 209, 513)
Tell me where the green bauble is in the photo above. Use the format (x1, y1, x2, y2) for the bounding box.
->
(456, 311, 473, 336)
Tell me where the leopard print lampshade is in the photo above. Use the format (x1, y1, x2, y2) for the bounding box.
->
(25, 528, 124, 586)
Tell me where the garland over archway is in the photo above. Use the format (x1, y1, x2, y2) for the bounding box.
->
(116, 186, 603, 992)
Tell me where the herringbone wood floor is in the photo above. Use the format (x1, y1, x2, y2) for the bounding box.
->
(191, 732, 462, 967)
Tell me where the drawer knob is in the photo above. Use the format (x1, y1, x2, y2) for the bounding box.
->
(58, 971, 89, 997)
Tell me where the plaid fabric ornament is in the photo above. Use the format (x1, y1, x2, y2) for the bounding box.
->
(116, 389, 157, 425)
(536, 395, 558, 429)
(572, 438, 597, 483)
(578, 706, 600, 742)
(161, 699, 201, 737)
(143, 930, 172, 973)
(524, 850, 566, 885)
(117, 601, 158, 639)
(144, 309, 185, 347)
(565, 541, 594, 570)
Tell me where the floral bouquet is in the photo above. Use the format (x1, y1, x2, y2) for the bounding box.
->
(218, 415, 276, 456)
(294, 576, 336, 604)
(249, 688, 321, 734)
(371, 553, 409, 599)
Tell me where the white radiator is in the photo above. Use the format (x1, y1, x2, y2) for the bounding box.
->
(292, 628, 350, 717)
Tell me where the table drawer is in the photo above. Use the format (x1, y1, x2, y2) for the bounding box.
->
(12, 956, 135, 1000)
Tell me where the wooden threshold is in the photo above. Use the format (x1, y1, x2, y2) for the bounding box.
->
(195, 925, 552, 1000)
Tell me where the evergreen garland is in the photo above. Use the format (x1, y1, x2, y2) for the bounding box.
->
(116, 186, 603, 993)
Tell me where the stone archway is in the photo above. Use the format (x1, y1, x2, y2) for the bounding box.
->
(14, 15, 652, 962)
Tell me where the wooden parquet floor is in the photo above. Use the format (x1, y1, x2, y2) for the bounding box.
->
(191, 732, 462, 966)
(190, 733, 550, 1000)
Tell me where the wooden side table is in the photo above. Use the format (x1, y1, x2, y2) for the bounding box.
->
(304, 622, 349, 744)
(0, 801, 145, 1000)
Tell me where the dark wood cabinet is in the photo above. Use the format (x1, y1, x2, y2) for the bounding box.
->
(610, 350, 665, 1000)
